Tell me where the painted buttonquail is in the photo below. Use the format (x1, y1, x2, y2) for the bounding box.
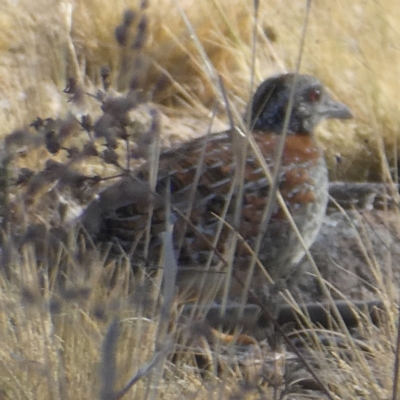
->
(81, 73, 352, 302)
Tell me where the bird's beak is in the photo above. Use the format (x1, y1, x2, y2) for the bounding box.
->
(322, 96, 353, 120)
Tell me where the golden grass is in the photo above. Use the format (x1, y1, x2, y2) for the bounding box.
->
(0, 241, 397, 399)
(0, 240, 395, 400)
(0, 0, 398, 180)
(0, 0, 400, 399)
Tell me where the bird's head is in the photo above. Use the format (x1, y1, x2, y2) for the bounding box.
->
(248, 73, 352, 135)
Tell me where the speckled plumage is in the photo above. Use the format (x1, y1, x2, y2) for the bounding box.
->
(82, 73, 352, 302)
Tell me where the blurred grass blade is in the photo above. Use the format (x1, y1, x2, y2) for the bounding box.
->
(100, 319, 119, 400)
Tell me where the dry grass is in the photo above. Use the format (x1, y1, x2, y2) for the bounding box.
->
(0, 0, 400, 399)
(1, 0, 399, 179)
(0, 246, 397, 399)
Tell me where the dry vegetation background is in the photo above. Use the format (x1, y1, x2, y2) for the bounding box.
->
(0, 0, 399, 399)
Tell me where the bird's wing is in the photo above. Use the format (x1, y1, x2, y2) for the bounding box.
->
(81, 130, 275, 264)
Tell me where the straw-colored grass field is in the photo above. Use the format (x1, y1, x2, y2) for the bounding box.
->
(0, 0, 399, 398)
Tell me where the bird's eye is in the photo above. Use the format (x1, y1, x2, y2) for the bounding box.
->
(308, 88, 322, 102)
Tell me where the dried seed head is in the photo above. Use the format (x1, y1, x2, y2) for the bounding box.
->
(30, 117, 44, 131)
(59, 115, 78, 141)
(106, 136, 118, 149)
(66, 146, 80, 159)
(103, 148, 119, 165)
(94, 114, 114, 139)
(101, 66, 111, 91)
(82, 142, 98, 157)
(115, 24, 129, 46)
(81, 114, 93, 133)
(123, 9, 136, 26)
(117, 126, 129, 140)
(101, 95, 136, 118)
(45, 131, 61, 154)
(95, 90, 106, 103)
(132, 15, 148, 50)
(45, 159, 64, 175)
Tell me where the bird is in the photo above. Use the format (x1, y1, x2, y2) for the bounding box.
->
(81, 73, 352, 304)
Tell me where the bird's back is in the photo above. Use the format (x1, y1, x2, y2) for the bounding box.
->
(82, 128, 327, 300)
